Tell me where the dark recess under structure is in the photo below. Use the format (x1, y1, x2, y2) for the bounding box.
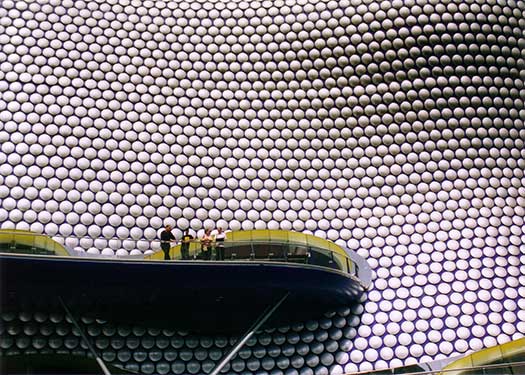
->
(0, 230, 370, 334)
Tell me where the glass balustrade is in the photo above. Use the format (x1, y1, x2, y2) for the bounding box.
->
(0, 230, 358, 277)
(150, 238, 356, 276)
(0, 230, 68, 256)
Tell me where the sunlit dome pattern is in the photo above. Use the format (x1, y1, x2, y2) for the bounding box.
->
(0, 0, 525, 373)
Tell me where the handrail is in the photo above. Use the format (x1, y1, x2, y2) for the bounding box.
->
(0, 229, 348, 255)
(439, 336, 525, 375)
(0, 229, 70, 256)
(0, 230, 347, 255)
(149, 238, 358, 277)
(0, 229, 223, 249)
(0, 229, 189, 245)
(0, 230, 361, 279)
(345, 360, 525, 375)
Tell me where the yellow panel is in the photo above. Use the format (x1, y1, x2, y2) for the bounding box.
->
(327, 242, 340, 253)
(256, 230, 269, 241)
(441, 337, 525, 375)
(268, 230, 290, 243)
(440, 351, 474, 375)
(34, 235, 48, 249)
(189, 241, 202, 258)
(305, 234, 327, 249)
(500, 337, 525, 358)
(170, 245, 181, 260)
(470, 345, 500, 366)
(0, 232, 15, 245)
(225, 229, 344, 250)
(144, 251, 162, 260)
(229, 230, 253, 242)
(286, 231, 308, 246)
(0, 230, 68, 256)
(143, 229, 352, 272)
(230, 229, 350, 258)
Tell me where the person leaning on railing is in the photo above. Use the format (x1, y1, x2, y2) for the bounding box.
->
(160, 225, 176, 260)
(214, 227, 227, 260)
(200, 228, 213, 260)
(180, 229, 193, 260)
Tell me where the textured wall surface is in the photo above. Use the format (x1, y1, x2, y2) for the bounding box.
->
(1, 304, 366, 375)
(1, 0, 525, 373)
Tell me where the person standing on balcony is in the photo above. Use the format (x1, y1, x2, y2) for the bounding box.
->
(160, 225, 176, 260)
(200, 228, 213, 260)
(215, 226, 227, 260)
(180, 229, 193, 260)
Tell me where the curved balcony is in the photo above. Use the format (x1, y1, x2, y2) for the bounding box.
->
(0, 229, 370, 333)
(0, 229, 70, 256)
(146, 229, 370, 284)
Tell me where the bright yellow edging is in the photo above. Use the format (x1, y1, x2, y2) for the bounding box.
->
(145, 229, 351, 268)
(227, 229, 347, 256)
(440, 337, 525, 375)
(0, 229, 351, 270)
(0, 229, 69, 256)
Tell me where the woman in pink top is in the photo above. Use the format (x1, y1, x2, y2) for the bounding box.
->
(200, 228, 213, 260)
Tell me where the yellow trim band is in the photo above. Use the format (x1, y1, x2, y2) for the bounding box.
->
(0, 229, 69, 256)
(440, 337, 525, 375)
(145, 229, 353, 272)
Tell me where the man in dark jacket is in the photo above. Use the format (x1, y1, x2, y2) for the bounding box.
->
(160, 225, 176, 260)
(180, 229, 193, 260)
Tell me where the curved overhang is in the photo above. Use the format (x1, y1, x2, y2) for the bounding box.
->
(0, 230, 370, 333)
(146, 229, 372, 288)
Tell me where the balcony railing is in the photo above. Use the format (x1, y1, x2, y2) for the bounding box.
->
(344, 360, 525, 375)
(0, 230, 360, 278)
(151, 238, 358, 276)
(0, 229, 70, 257)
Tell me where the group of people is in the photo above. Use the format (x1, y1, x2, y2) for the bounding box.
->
(160, 225, 227, 261)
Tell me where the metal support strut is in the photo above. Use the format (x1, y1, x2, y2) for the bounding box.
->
(59, 297, 111, 375)
(210, 292, 290, 375)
